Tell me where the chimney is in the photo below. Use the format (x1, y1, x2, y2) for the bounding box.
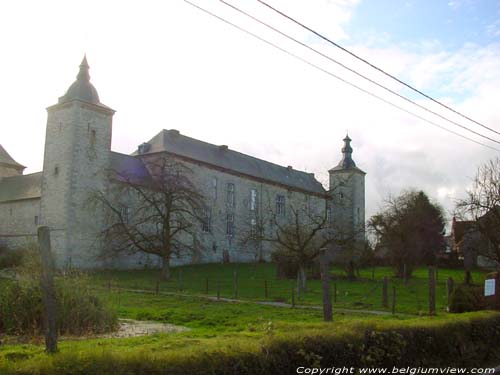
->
(169, 129, 180, 136)
(219, 145, 228, 151)
(287, 165, 293, 171)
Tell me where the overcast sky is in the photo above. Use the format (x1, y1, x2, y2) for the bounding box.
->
(2, 0, 500, 231)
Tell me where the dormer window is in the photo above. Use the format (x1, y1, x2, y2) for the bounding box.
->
(138, 143, 150, 155)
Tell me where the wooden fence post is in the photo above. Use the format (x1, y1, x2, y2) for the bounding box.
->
(320, 260, 333, 322)
(403, 264, 408, 286)
(446, 277, 454, 311)
(392, 286, 396, 315)
(429, 267, 436, 316)
(178, 269, 183, 291)
(296, 273, 301, 301)
(38, 226, 58, 353)
(382, 276, 389, 308)
(233, 270, 238, 299)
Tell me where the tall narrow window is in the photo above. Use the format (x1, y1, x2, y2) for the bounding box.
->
(250, 189, 257, 211)
(121, 206, 130, 224)
(276, 195, 286, 217)
(226, 213, 234, 236)
(202, 208, 212, 233)
(212, 177, 218, 200)
(226, 183, 235, 208)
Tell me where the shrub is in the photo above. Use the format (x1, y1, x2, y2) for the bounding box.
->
(449, 284, 485, 313)
(0, 245, 25, 270)
(0, 250, 118, 336)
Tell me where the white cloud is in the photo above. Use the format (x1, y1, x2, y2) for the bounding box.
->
(1, 0, 500, 233)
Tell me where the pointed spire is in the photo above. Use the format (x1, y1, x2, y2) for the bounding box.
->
(337, 134, 356, 169)
(76, 54, 90, 82)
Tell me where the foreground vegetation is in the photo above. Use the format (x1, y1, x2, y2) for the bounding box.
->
(0, 264, 497, 374)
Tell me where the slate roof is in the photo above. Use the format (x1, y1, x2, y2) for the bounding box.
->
(0, 145, 25, 170)
(0, 172, 42, 203)
(136, 129, 326, 195)
(110, 152, 151, 183)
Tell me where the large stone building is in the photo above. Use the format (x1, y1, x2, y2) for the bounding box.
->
(0, 58, 365, 268)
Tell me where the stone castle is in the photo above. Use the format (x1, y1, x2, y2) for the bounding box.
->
(0, 57, 365, 268)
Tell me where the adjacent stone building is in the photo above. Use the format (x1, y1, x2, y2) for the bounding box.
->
(0, 57, 366, 268)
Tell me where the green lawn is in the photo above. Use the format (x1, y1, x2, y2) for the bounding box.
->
(0, 264, 496, 374)
(91, 263, 489, 315)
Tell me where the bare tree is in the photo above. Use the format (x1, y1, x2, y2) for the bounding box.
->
(92, 155, 205, 280)
(456, 158, 500, 268)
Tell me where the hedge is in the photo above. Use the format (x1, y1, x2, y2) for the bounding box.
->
(2, 313, 500, 374)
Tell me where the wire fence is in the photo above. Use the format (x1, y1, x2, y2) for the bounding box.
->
(92, 264, 486, 315)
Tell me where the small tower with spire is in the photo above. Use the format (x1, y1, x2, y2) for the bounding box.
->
(40, 56, 115, 267)
(328, 134, 366, 241)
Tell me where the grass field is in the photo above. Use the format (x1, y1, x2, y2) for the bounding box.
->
(91, 263, 489, 315)
(0, 264, 494, 373)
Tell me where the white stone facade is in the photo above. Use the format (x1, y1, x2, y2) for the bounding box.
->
(0, 58, 366, 269)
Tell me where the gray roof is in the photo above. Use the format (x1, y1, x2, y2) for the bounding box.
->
(110, 152, 151, 183)
(0, 172, 42, 203)
(0, 145, 25, 170)
(136, 129, 326, 195)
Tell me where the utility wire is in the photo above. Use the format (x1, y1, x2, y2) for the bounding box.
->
(220, 0, 500, 145)
(256, 0, 500, 138)
(183, 0, 500, 152)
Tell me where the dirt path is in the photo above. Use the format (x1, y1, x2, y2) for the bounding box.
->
(119, 287, 415, 317)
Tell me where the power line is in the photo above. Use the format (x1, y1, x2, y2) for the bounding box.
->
(219, 0, 500, 146)
(256, 0, 500, 138)
(183, 0, 500, 152)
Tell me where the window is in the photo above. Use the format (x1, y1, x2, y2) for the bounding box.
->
(226, 183, 235, 208)
(121, 206, 130, 224)
(34, 216, 39, 225)
(276, 195, 286, 217)
(250, 189, 257, 211)
(90, 129, 96, 147)
(202, 208, 212, 233)
(212, 177, 218, 200)
(226, 213, 234, 236)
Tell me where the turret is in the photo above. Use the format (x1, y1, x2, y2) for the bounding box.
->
(328, 135, 365, 241)
(40, 56, 115, 267)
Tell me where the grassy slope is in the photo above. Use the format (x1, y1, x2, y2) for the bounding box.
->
(92, 263, 488, 314)
(0, 264, 493, 373)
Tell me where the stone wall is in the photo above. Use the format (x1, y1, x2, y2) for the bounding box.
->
(0, 198, 40, 249)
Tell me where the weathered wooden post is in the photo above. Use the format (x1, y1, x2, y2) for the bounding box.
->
(178, 269, 183, 291)
(264, 279, 268, 299)
(296, 273, 301, 301)
(446, 277, 454, 311)
(233, 270, 238, 299)
(429, 267, 436, 316)
(382, 276, 389, 308)
(320, 259, 333, 322)
(403, 264, 408, 286)
(38, 226, 58, 353)
(392, 286, 396, 315)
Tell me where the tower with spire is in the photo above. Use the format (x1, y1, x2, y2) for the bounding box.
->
(40, 56, 115, 267)
(328, 135, 366, 241)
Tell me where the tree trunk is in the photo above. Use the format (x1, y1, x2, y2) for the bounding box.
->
(160, 255, 171, 280)
(298, 265, 307, 292)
